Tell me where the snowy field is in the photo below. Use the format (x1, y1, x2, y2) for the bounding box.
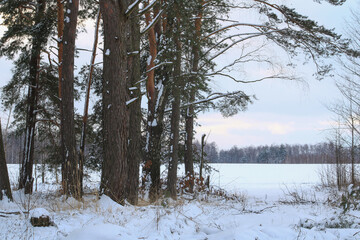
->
(1, 164, 360, 240)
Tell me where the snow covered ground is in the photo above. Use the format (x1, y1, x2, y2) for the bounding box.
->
(1, 164, 360, 240)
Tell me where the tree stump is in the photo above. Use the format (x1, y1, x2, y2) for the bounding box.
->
(29, 208, 51, 227)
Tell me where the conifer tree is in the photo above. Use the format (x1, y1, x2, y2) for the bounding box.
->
(100, 0, 130, 204)
(61, 0, 81, 199)
(0, 120, 12, 201)
(0, 0, 56, 194)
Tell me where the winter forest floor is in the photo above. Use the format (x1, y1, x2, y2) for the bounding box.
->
(1, 164, 360, 240)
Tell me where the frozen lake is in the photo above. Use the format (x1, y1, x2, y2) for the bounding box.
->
(206, 163, 327, 201)
(7, 163, 328, 201)
(3, 164, 358, 240)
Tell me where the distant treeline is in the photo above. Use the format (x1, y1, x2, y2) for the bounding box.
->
(195, 141, 353, 164)
(5, 131, 352, 165)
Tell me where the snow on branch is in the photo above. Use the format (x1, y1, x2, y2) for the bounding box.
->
(146, 61, 172, 73)
(141, 9, 164, 35)
(126, 97, 139, 106)
(208, 72, 300, 84)
(139, 0, 159, 15)
(202, 30, 282, 58)
(125, 0, 141, 17)
(164, 90, 249, 113)
(202, 23, 273, 40)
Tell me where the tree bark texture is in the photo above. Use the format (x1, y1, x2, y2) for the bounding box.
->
(57, 0, 65, 192)
(167, 19, 182, 199)
(144, 0, 157, 112)
(0, 121, 12, 201)
(126, 1, 141, 205)
(184, 0, 203, 193)
(19, 0, 46, 194)
(146, 79, 169, 202)
(61, 0, 81, 199)
(143, 0, 165, 202)
(100, 0, 129, 204)
(57, 0, 64, 98)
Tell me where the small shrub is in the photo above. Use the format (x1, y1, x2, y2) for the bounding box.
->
(340, 184, 360, 212)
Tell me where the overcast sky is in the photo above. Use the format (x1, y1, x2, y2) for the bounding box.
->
(0, 1, 358, 150)
(195, 0, 360, 150)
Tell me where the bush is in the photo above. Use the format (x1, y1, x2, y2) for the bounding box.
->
(340, 184, 360, 212)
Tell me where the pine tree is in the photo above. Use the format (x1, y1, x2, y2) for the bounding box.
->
(0, 120, 12, 201)
(126, 1, 141, 205)
(100, 0, 130, 204)
(0, 0, 56, 194)
(60, 0, 81, 199)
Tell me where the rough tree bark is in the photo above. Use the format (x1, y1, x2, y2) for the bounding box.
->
(19, 0, 46, 194)
(126, 0, 141, 205)
(184, 0, 204, 193)
(57, 0, 64, 98)
(100, 0, 129, 204)
(57, 0, 65, 191)
(143, 0, 163, 202)
(167, 15, 182, 199)
(0, 120, 12, 201)
(61, 0, 81, 199)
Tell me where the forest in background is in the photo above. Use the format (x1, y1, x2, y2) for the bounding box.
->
(0, 0, 357, 203)
(3, 131, 350, 165)
(195, 141, 350, 164)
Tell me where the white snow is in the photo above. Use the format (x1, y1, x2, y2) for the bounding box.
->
(30, 208, 50, 218)
(1, 164, 360, 240)
(105, 49, 110, 56)
(147, 55, 152, 66)
(125, 0, 141, 16)
(126, 97, 138, 105)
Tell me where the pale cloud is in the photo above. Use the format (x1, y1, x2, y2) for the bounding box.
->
(197, 113, 296, 136)
(267, 123, 295, 135)
(195, 112, 329, 149)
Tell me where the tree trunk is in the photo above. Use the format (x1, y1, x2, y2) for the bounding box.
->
(100, 0, 129, 204)
(0, 120, 12, 201)
(184, 101, 195, 193)
(57, 0, 64, 98)
(19, 0, 46, 194)
(167, 22, 182, 199)
(57, 0, 65, 192)
(199, 134, 206, 183)
(146, 79, 169, 202)
(126, 1, 141, 205)
(143, 0, 163, 202)
(61, 0, 81, 199)
(184, 0, 203, 193)
(79, 9, 101, 195)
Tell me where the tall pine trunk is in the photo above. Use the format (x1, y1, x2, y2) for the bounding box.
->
(126, 2, 141, 205)
(143, 1, 163, 202)
(61, 0, 81, 199)
(0, 120, 12, 201)
(57, 0, 65, 192)
(184, 0, 203, 193)
(19, 0, 46, 194)
(167, 20, 182, 199)
(100, 0, 129, 204)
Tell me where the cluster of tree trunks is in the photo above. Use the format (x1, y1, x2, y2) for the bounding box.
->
(1, 0, 355, 204)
